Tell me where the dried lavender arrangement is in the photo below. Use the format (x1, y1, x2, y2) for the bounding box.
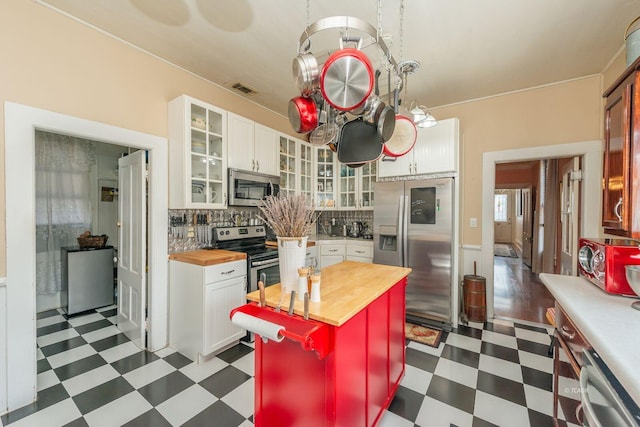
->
(257, 193, 321, 237)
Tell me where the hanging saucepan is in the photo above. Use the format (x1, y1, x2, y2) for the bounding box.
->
(363, 70, 396, 142)
(336, 117, 383, 165)
(292, 52, 319, 97)
(288, 96, 318, 134)
(382, 88, 417, 157)
(320, 37, 374, 112)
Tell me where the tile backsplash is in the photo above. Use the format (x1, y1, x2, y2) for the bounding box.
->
(168, 208, 374, 253)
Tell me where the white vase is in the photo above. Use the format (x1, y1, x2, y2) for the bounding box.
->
(277, 236, 308, 294)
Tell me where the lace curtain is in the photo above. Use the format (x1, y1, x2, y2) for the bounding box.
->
(35, 131, 96, 295)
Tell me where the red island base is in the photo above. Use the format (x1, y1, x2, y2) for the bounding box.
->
(233, 277, 407, 427)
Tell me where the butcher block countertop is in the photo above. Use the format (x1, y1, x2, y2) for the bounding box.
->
(540, 273, 640, 406)
(168, 249, 246, 266)
(246, 261, 411, 326)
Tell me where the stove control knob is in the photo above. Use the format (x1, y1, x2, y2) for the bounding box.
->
(225, 230, 230, 235)
(219, 231, 224, 236)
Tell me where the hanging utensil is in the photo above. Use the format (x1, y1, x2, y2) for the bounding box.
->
(336, 117, 383, 165)
(288, 96, 318, 134)
(309, 101, 338, 146)
(382, 87, 416, 157)
(292, 52, 320, 97)
(363, 70, 396, 142)
(320, 36, 373, 112)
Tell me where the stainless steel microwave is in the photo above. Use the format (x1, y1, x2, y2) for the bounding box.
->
(228, 168, 280, 207)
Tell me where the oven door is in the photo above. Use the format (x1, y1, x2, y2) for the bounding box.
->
(249, 257, 280, 293)
(228, 168, 280, 207)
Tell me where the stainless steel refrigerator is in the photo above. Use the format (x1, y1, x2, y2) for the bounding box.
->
(374, 178, 454, 325)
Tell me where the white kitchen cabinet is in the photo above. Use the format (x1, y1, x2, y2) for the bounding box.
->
(346, 241, 373, 263)
(314, 146, 337, 208)
(279, 134, 313, 201)
(318, 240, 373, 268)
(228, 112, 278, 176)
(304, 245, 318, 268)
(169, 259, 246, 362)
(378, 118, 459, 178)
(168, 95, 227, 208)
(319, 243, 345, 268)
(337, 161, 376, 210)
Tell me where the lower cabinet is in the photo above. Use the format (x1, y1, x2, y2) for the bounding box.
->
(553, 304, 591, 425)
(319, 240, 374, 268)
(170, 259, 247, 362)
(319, 243, 346, 269)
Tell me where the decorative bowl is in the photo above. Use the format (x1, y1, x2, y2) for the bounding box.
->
(625, 265, 640, 296)
(624, 265, 640, 310)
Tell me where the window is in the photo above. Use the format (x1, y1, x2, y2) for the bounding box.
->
(494, 193, 508, 222)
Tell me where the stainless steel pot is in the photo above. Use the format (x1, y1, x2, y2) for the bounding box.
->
(292, 52, 319, 97)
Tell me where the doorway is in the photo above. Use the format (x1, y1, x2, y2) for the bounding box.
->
(481, 141, 602, 322)
(3, 102, 168, 412)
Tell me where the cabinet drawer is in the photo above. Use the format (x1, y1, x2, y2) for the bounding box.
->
(320, 245, 345, 256)
(346, 245, 373, 258)
(204, 260, 246, 284)
(555, 304, 591, 367)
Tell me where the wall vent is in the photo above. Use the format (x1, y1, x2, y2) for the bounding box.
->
(228, 81, 258, 96)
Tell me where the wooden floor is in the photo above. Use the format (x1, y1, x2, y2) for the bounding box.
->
(493, 252, 556, 325)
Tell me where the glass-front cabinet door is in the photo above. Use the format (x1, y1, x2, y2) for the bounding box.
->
(299, 142, 313, 202)
(190, 103, 225, 206)
(279, 135, 296, 195)
(339, 164, 357, 209)
(315, 146, 336, 208)
(360, 161, 376, 209)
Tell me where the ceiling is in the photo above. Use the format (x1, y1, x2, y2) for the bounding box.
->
(38, 0, 640, 118)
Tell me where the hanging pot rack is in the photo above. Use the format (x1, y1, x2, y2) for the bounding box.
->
(297, 16, 399, 82)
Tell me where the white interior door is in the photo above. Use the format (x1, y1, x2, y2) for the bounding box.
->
(560, 157, 581, 276)
(117, 150, 146, 349)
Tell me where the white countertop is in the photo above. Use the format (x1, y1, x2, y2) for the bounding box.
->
(539, 273, 640, 405)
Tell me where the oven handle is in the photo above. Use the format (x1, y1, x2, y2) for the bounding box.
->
(252, 258, 280, 268)
(580, 366, 602, 427)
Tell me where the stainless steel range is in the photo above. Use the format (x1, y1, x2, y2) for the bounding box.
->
(212, 226, 280, 293)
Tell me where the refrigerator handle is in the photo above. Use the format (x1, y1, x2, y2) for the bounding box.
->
(402, 195, 409, 267)
(397, 196, 404, 267)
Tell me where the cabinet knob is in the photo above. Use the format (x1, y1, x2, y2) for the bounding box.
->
(251, 159, 255, 170)
(256, 160, 260, 171)
(116, 222, 121, 227)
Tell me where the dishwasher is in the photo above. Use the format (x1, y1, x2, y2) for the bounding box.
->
(61, 246, 115, 315)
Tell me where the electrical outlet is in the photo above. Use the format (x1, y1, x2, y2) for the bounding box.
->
(470, 218, 478, 228)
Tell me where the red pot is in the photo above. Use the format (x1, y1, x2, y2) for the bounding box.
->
(320, 47, 373, 112)
(288, 96, 318, 134)
(382, 115, 417, 157)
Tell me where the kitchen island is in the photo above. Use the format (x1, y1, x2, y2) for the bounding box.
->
(234, 261, 411, 427)
(539, 273, 640, 406)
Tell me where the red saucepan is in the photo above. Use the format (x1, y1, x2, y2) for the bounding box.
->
(288, 96, 318, 134)
(320, 38, 373, 112)
(382, 114, 416, 157)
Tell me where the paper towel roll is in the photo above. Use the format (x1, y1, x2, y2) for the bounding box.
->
(231, 311, 285, 343)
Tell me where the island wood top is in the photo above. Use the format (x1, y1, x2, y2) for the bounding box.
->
(246, 261, 411, 326)
(168, 249, 246, 266)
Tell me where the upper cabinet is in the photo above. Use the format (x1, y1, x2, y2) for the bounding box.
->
(169, 95, 227, 209)
(279, 135, 313, 201)
(337, 162, 376, 209)
(228, 112, 278, 176)
(602, 64, 640, 237)
(314, 146, 337, 208)
(378, 118, 459, 178)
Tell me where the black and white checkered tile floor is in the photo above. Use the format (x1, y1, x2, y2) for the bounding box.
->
(1, 306, 578, 427)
